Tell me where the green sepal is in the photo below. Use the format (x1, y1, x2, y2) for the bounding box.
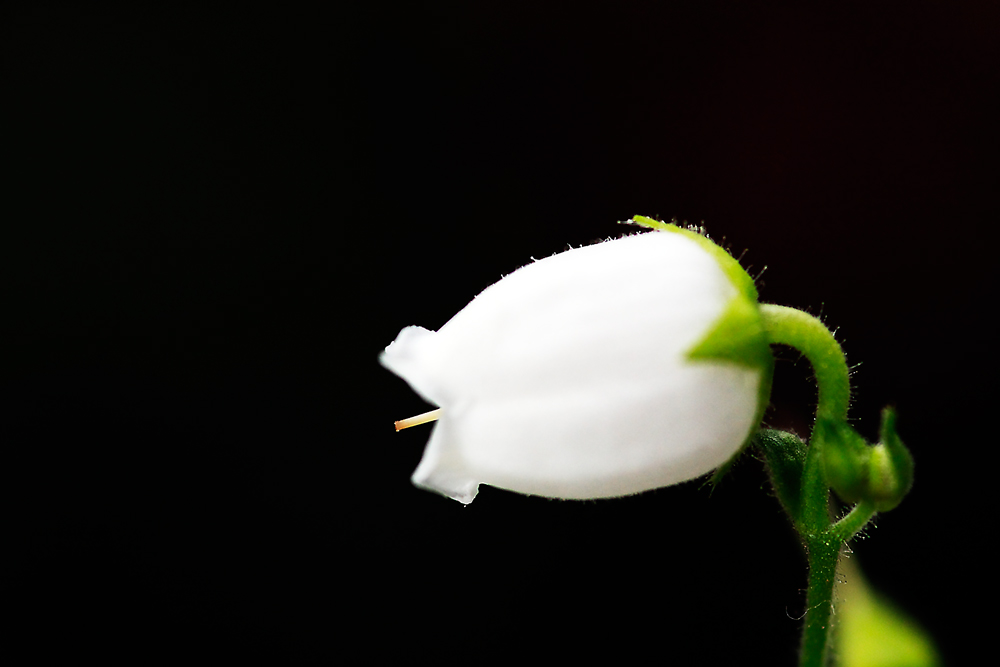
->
(868, 407, 914, 512)
(687, 294, 771, 370)
(696, 296, 774, 490)
(625, 214, 770, 372)
(818, 418, 871, 505)
(754, 429, 808, 523)
(627, 215, 758, 302)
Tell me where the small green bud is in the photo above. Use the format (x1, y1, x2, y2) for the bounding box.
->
(867, 407, 914, 512)
(819, 418, 871, 505)
(819, 408, 914, 511)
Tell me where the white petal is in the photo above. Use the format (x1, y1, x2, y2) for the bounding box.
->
(380, 325, 444, 407)
(409, 414, 481, 504)
(382, 231, 762, 502)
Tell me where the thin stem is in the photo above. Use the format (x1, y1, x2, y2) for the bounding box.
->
(832, 500, 876, 543)
(797, 425, 832, 533)
(800, 534, 842, 667)
(759, 304, 856, 667)
(797, 502, 875, 667)
(759, 304, 851, 423)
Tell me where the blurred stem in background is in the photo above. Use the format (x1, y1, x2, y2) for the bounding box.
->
(835, 555, 941, 667)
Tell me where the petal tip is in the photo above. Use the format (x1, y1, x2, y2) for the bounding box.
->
(411, 474, 480, 505)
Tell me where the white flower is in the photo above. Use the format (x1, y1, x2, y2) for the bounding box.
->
(381, 220, 772, 504)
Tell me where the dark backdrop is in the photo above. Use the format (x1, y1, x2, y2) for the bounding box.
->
(3, 2, 994, 662)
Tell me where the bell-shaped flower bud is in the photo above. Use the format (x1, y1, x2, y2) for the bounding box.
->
(821, 408, 914, 512)
(820, 418, 873, 505)
(867, 407, 914, 512)
(381, 220, 773, 503)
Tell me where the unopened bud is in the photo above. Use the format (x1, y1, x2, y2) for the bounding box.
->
(867, 408, 914, 512)
(819, 418, 870, 505)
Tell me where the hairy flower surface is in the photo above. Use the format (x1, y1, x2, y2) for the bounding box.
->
(382, 224, 771, 503)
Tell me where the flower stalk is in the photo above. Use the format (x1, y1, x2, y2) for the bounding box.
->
(757, 306, 904, 667)
(759, 304, 850, 424)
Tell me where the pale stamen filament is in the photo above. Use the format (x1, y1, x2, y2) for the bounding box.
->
(394, 408, 442, 432)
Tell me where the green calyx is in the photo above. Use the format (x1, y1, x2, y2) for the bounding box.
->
(687, 294, 771, 370)
(627, 215, 915, 518)
(626, 215, 770, 372)
(628, 215, 759, 302)
(624, 216, 919, 667)
(625, 215, 918, 666)
(688, 295, 774, 482)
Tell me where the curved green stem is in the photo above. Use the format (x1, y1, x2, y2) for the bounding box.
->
(832, 499, 876, 543)
(759, 304, 860, 667)
(759, 304, 851, 424)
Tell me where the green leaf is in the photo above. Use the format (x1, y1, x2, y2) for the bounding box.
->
(754, 429, 807, 522)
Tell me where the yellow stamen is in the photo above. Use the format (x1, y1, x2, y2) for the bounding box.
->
(394, 408, 442, 432)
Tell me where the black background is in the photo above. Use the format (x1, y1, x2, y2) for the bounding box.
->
(3, 2, 995, 662)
